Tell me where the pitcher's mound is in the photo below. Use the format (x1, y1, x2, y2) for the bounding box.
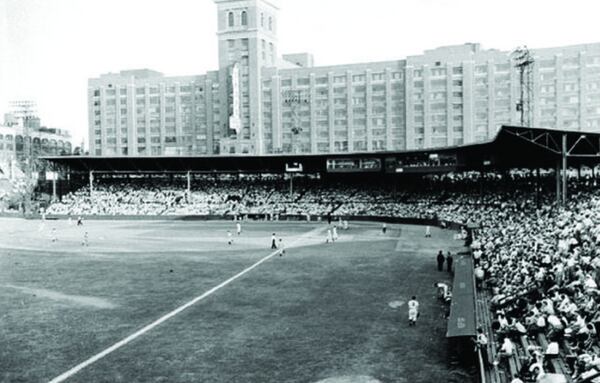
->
(314, 376, 382, 383)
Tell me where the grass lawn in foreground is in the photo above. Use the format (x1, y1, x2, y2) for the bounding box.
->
(0, 218, 471, 383)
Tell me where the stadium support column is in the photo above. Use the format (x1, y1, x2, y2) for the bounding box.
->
(52, 176, 57, 202)
(289, 173, 294, 199)
(89, 170, 94, 200)
(556, 161, 561, 206)
(535, 167, 540, 209)
(187, 171, 191, 202)
(562, 133, 567, 206)
(479, 169, 484, 198)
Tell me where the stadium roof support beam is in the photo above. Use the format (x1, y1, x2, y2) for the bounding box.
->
(502, 127, 561, 154)
(566, 134, 600, 157)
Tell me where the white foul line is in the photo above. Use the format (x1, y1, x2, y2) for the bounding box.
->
(47, 226, 325, 383)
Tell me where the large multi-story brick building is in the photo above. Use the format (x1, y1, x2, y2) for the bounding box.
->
(88, 0, 600, 157)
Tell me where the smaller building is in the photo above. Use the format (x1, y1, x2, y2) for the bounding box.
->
(0, 102, 73, 179)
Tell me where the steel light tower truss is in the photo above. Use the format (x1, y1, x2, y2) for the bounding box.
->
(512, 46, 535, 128)
(282, 89, 310, 153)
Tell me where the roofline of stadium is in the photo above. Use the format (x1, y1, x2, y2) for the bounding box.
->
(43, 126, 600, 174)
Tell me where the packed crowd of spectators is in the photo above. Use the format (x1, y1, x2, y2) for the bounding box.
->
(46, 175, 343, 217)
(45, 170, 577, 220)
(463, 180, 600, 381)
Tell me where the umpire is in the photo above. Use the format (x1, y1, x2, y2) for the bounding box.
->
(437, 250, 445, 271)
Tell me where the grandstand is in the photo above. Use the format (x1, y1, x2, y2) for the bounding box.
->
(3, 126, 600, 382)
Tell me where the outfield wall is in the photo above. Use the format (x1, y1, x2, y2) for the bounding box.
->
(33, 213, 442, 226)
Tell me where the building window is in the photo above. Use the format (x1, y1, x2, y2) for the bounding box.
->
(372, 73, 385, 81)
(268, 16, 272, 31)
(241, 11, 247, 26)
(228, 12, 234, 27)
(495, 63, 510, 72)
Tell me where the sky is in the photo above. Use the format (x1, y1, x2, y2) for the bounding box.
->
(1, 0, 599, 146)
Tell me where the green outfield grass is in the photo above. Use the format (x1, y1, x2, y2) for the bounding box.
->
(0, 218, 472, 383)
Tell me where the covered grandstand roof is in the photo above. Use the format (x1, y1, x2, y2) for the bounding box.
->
(44, 126, 600, 174)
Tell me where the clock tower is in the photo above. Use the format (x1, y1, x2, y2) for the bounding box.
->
(214, 0, 279, 154)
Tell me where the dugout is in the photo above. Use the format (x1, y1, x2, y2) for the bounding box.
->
(446, 253, 478, 366)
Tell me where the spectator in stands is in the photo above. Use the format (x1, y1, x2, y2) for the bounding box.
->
(474, 265, 485, 289)
(494, 336, 515, 367)
(473, 327, 489, 366)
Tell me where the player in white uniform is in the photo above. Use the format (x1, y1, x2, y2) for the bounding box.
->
(332, 226, 338, 241)
(435, 282, 452, 302)
(343, 220, 349, 230)
(425, 226, 431, 238)
(326, 229, 333, 244)
(82, 231, 89, 247)
(227, 231, 233, 245)
(408, 296, 419, 326)
(236, 222, 242, 236)
(278, 238, 285, 257)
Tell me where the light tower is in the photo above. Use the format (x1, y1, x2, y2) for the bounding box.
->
(8, 101, 39, 213)
(512, 46, 535, 127)
(282, 89, 310, 153)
